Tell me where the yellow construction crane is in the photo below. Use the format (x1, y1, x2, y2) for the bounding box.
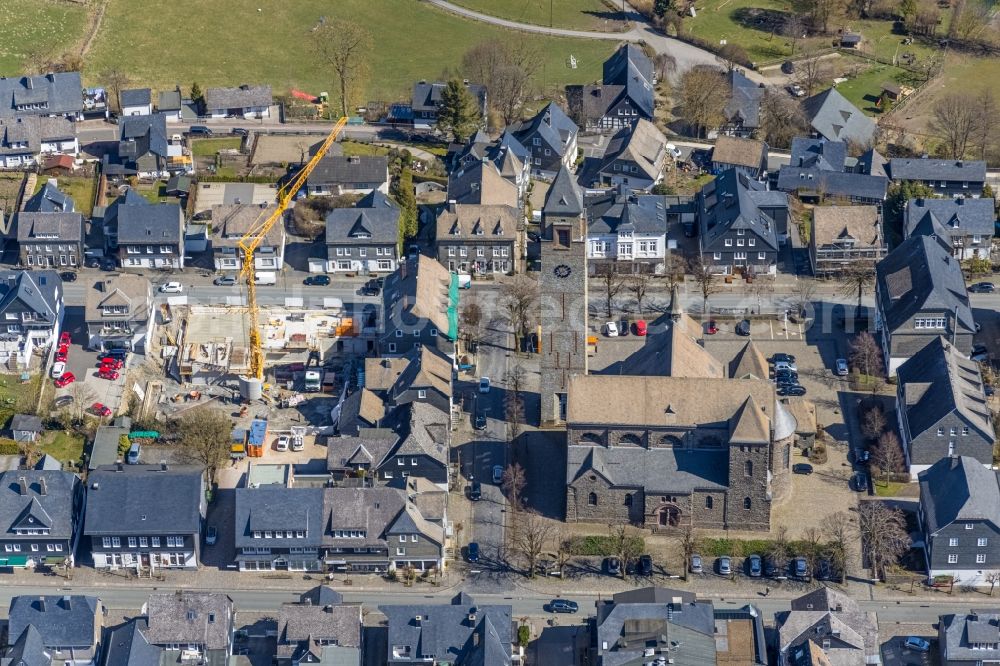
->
(238, 116, 348, 383)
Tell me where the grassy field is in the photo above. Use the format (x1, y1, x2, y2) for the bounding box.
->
(0, 0, 90, 75)
(0, 374, 41, 430)
(832, 60, 923, 114)
(35, 174, 98, 216)
(191, 137, 243, 157)
(341, 141, 392, 158)
(684, 0, 808, 63)
(449, 0, 624, 31)
(39, 430, 85, 466)
(83, 0, 615, 105)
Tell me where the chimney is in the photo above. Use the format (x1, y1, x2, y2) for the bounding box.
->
(116, 462, 124, 472)
(415, 615, 423, 625)
(62, 596, 72, 610)
(39, 477, 47, 496)
(916, 197, 924, 206)
(957, 197, 964, 205)
(37, 597, 46, 612)
(324, 605, 334, 613)
(24, 77, 33, 90)
(447, 199, 457, 214)
(473, 631, 480, 647)
(160, 461, 168, 471)
(17, 476, 27, 495)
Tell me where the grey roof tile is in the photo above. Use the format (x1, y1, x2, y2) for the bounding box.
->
(325, 191, 400, 245)
(16, 211, 83, 244)
(0, 116, 75, 157)
(942, 613, 1000, 662)
(906, 196, 995, 238)
(801, 88, 876, 145)
(8, 595, 99, 650)
(889, 157, 986, 182)
(699, 170, 785, 250)
(24, 181, 74, 213)
(234, 486, 325, 548)
(602, 44, 655, 118)
(308, 156, 388, 188)
(145, 592, 233, 651)
(412, 81, 486, 114)
(0, 270, 61, 326)
(543, 165, 584, 217)
(586, 191, 666, 235)
(115, 200, 182, 244)
(0, 470, 79, 542)
(919, 456, 1000, 535)
(724, 70, 763, 129)
(84, 465, 202, 536)
(776, 166, 888, 201)
(120, 89, 151, 107)
(789, 138, 847, 171)
(0, 73, 83, 119)
(102, 618, 162, 666)
(204, 84, 272, 110)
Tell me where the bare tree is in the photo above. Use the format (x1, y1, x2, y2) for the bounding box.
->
(608, 523, 643, 579)
(462, 38, 540, 125)
(628, 273, 652, 316)
(653, 52, 678, 82)
(688, 257, 718, 315)
(69, 382, 97, 421)
(872, 431, 905, 483)
(679, 524, 696, 580)
(986, 571, 1000, 596)
(855, 501, 911, 579)
(312, 19, 373, 118)
(678, 65, 728, 138)
(821, 511, 851, 578)
(861, 406, 887, 441)
(803, 0, 846, 33)
(971, 89, 998, 161)
(173, 408, 234, 484)
(748, 274, 774, 314)
(661, 253, 686, 293)
(459, 297, 484, 353)
(766, 526, 790, 575)
(503, 364, 527, 441)
(839, 262, 875, 319)
(101, 69, 132, 115)
(499, 275, 537, 353)
(760, 89, 808, 149)
(796, 49, 831, 96)
(790, 281, 817, 319)
(501, 463, 527, 513)
(513, 510, 553, 577)
(782, 15, 807, 55)
(599, 270, 627, 318)
(716, 44, 749, 74)
(555, 530, 574, 577)
(849, 331, 884, 383)
(931, 94, 978, 159)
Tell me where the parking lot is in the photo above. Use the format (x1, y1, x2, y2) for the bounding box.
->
(881, 631, 938, 666)
(53, 314, 128, 418)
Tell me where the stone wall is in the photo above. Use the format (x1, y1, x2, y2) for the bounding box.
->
(567, 474, 642, 524)
(725, 443, 772, 531)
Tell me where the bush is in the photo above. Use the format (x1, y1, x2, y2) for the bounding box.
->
(0, 440, 19, 455)
(699, 537, 838, 559)
(517, 625, 531, 646)
(809, 442, 828, 464)
(565, 535, 645, 556)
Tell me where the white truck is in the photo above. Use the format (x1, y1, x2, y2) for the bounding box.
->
(304, 370, 321, 392)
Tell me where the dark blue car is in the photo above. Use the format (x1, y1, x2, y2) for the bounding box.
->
(467, 542, 480, 563)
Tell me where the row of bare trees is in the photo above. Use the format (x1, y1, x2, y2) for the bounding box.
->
(930, 90, 998, 161)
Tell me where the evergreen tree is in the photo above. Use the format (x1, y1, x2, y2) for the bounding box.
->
(190, 82, 204, 113)
(654, 0, 674, 17)
(395, 167, 418, 247)
(437, 78, 481, 142)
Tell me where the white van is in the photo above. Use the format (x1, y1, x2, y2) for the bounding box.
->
(254, 272, 277, 285)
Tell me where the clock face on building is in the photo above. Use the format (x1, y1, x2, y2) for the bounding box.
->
(553, 264, 572, 278)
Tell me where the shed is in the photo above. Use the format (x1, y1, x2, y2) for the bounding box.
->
(881, 82, 901, 101)
(840, 32, 862, 47)
(89, 417, 132, 470)
(9, 414, 43, 442)
(165, 174, 193, 197)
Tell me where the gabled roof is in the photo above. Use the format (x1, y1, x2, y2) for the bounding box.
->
(543, 165, 584, 217)
(0, 471, 78, 540)
(941, 613, 1000, 662)
(875, 234, 974, 334)
(889, 157, 987, 183)
(602, 44, 655, 118)
(235, 486, 325, 548)
(2, 623, 51, 666)
(384, 255, 456, 341)
(16, 211, 83, 244)
(145, 592, 232, 651)
(776, 166, 888, 201)
(204, 84, 272, 110)
(325, 190, 400, 246)
(157, 89, 182, 112)
(393, 402, 449, 466)
(585, 191, 666, 235)
(855, 147, 887, 177)
(0, 116, 75, 158)
(447, 160, 518, 207)
(84, 465, 202, 536)
(897, 336, 994, 442)
(905, 197, 995, 239)
(0, 270, 60, 325)
(102, 618, 161, 666)
(435, 203, 520, 241)
(598, 118, 668, 181)
(699, 170, 785, 251)
(23, 181, 74, 213)
(920, 456, 1000, 536)
(8, 596, 99, 651)
(120, 88, 151, 107)
(595, 591, 716, 666)
(790, 587, 859, 613)
(724, 70, 763, 129)
(778, 589, 878, 662)
(0, 72, 83, 119)
(118, 113, 168, 161)
(83, 275, 151, 324)
(277, 599, 361, 649)
(730, 340, 769, 379)
(664, 314, 725, 379)
(801, 87, 877, 145)
(789, 137, 847, 171)
(115, 200, 182, 244)
(411, 80, 487, 114)
(326, 432, 398, 471)
(308, 156, 389, 187)
(712, 135, 766, 170)
(812, 206, 882, 248)
(510, 102, 578, 158)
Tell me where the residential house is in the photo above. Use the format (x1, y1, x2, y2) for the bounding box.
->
(84, 464, 205, 572)
(566, 44, 654, 132)
(585, 190, 668, 274)
(363, 345, 454, 415)
(378, 256, 459, 358)
(0, 116, 77, 168)
(697, 170, 789, 275)
(711, 135, 768, 179)
(595, 118, 669, 191)
(119, 89, 152, 116)
(875, 234, 974, 374)
(9, 414, 43, 442)
(326, 429, 398, 480)
(509, 102, 579, 178)
(434, 201, 520, 274)
(897, 336, 995, 474)
(211, 203, 285, 273)
(789, 137, 848, 171)
(809, 205, 886, 276)
(7, 595, 103, 665)
(721, 70, 764, 137)
(940, 612, 1000, 664)
(191, 181, 279, 215)
(203, 84, 272, 118)
(919, 457, 1000, 587)
(380, 593, 519, 665)
(234, 486, 325, 572)
(16, 209, 83, 269)
(0, 270, 62, 369)
(98, 187, 144, 250)
(102, 618, 163, 666)
(800, 87, 877, 146)
(83, 275, 153, 354)
(24, 180, 74, 213)
(156, 88, 183, 122)
(889, 158, 987, 198)
(411, 80, 487, 129)
(276, 587, 362, 666)
(114, 197, 184, 270)
(144, 592, 234, 663)
(446, 159, 519, 208)
(776, 136, 889, 204)
(450, 130, 530, 207)
(564, 374, 800, 531)
(0, 468, 83, 568)
(306, 155, 390, 196)
(323, 190, 400, 274)
(905, 196, 995, 259)
(776, 588, 879, 666)
(0, 72, 84, 120)
(377, 402, 450, 489)
(104, 113, 171, 179)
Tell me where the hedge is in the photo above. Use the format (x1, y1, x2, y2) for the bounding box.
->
(0, 441, 19, 455)
(698, 537, 842, 559)
(565, 535, 645, 557)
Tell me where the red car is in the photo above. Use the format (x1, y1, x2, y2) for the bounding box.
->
(90, 403, 112, 417)
(59, 332, 71, 346)
(706, 321, 719, 335)
(633, 320, 647, 336)
(55, 345, 69, 362)
(54, 372, 75, 388)
(99, 357, 124, 370)
(97, 369, 119, 381)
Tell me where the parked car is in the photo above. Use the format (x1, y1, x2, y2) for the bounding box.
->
(90, 403, 112, 418)
(474, 413, 487, 430)
(764, 556, 783, 578)
(850, 471, 868, 492)
(987, 385, 996, 397)
(361, 279, 381, 296)
(59, 332, 71, 346)
(969, 282, 996, 293)
(54, 372, 75, 388)
(836, 358, 849, 376)
(549, 599, 579, 614)
(788, 84, 806, 97)
(735, 319, 751, 336)
(815, 558, 835, 581)
(291, 436, 304, 452)
(605, 557, 622, 576)
(231, 127, 249, 137)
(778, 385, 807, 396)
(189, 125, 213, 136)
(792, 556, 810, 580)
(99, 357, 124, 370)
(792, 463, 814, 475)
(492, 465, 504, 484)
(59, 271, 77, 282)
(468, 482, 482, 501)
(717, 556, 732, 576)
(50, 361, 66, 378)
(467, 542, 480, 563)
(604, 321, 619, 337)
(159, 282, 183, 293)
(689, 554, 703, 574)
(775, 374, 799, 386)
(903, 637, 931, 652)
(205, 526, 218, 545)
(304, 275, 331, 286)
(633, 320, 647, 336)
(619, 318, 630, 336)
(774, 360, 797, 373)
(275, 435, 290, 452)
(479, 377, 491, 394)
(771, 353, 796, 364)
(55, 345, 68, 363)
(747, 554, 762, 577)
(100, 259, 116, 271)
(126, 443, 141, 464)
(857, 449, 870, 463)
(97, 369, 119, 381)
(706, 321, 718, 335)
(213, 276, 237, 286)
(638, 554, 653, 576)
(666, 143, 683, 159)
(971, 344, 989, 362)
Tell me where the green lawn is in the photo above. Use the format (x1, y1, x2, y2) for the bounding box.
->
(0, 0, 90, 75)
(449, 0, 622, 31)
(874, 481, 908, 497)
(341, 141, 392, 158)
(191, 137, 243, 157)
(83, 0, 615, 104)
(683, 0, 812, 64)
(832, 61, 923, 114)
(0, 374, 41, 431)
(35, 175, 98, 217)
(39, 430, 85, 467)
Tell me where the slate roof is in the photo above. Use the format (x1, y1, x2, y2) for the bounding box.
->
(543, 165, 584, 217)
(776, 166, 888, 201)
(778, 588, 878, 665)
(0, 73, 84, 119)
(919, 456, 1000, 537)
(234, 486, 325, 548)
(801, 88, 876, 145)
(447, 160, 518, 207)
(598, 118, 668, 181)
(602, 44, 655, 118)
(713, 135, 766, 170)
(16, 211, 83, 244)
(0, 470, 78, 541)
(875, 234, 974, 333)
(88, 418, 131, 470)
(595, 592, 716, 666)
(10, 414, 42, 432)
(889, 157, 987, 183)
(2, 623, 50, 666)
(436, 202, 519, 241)
(510, 102, 578, 159)
(277, 599, 361, 651)
(568, 443, 729, 492)
(724, 70, 763, 130)
(102, 618, 161, 666)
(384, 255, 454, 340)
(212, 203, 283, 248)
(789, 138, 847, 171)
(905, 197, 995, 239)
(941, 613, 1000, 663)
(309, 156, 388, 188)
(115, 199, 182, 244)
(120, 89, 151, 107)
(8, 595, 99, 650)
(0, 116, 75, 157)
(323, 486, 440, 549)
(699, 170, 785, 251)
(855, 147, 887, 177)
(204, 84, 272, 110)
(325, 190, 400, 246)
(157, 89, 182, 112)
(83, 275, 151, 325)
(145, 592, 232, 650)
(411, 81, 487, 114)
(566, 84, 627, 125)
(118, 113, 168, 161)
(790, 587, 859, 613)
(380, 595, 512, 665)
(24, 181, 74, 213)
(326, 432, 398, 471)
(586, 191, 666, 235)
(84, 465, 202, 536)
(0, 270, 61, 326)
(394, 401, 449, 466)
(812, 206, 882, 248)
